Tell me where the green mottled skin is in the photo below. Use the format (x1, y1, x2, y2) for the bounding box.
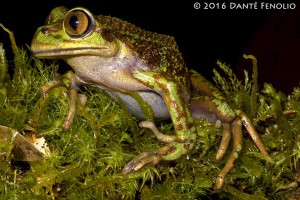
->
(95, 15, 188, 77)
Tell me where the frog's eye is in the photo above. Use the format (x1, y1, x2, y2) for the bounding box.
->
(64, 8, 94, 37)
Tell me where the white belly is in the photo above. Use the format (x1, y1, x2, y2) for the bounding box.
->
(106, 90, 170, 120)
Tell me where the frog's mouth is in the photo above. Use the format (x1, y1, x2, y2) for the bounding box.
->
(31, 46, 115, 59)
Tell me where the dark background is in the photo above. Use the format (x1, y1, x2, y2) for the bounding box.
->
(0, 0, 299, 93)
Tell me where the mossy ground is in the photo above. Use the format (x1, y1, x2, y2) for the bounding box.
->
(0, 25, 299, 199)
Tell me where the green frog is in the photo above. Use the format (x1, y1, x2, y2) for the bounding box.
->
(31, 6, 268, 190)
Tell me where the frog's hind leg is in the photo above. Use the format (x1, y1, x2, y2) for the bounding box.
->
(214, 112, 269, 190)
(189, 69, 219, 97)
(189, 70, 269, 190)
(190, 69, 268, 157)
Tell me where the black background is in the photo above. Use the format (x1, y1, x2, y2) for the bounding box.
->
(0, 0, 298, 93)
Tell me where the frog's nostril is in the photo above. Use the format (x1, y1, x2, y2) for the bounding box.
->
(41, 28, 49, 34)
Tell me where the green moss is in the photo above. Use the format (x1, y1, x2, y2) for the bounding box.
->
(0, 25, 299, 199)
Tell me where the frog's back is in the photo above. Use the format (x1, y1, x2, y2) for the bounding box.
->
(95, 15, 189, 88)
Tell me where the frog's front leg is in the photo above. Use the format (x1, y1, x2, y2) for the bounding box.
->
(40, 71, 85, 131)
(122, 71, 197, 174)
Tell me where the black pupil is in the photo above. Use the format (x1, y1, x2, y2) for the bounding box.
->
(69, 15, 79, 30)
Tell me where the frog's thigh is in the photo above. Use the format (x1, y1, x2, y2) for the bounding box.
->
(189, 69, 218, 97)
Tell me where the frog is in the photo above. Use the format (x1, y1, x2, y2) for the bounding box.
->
(30, 6, 269, 190)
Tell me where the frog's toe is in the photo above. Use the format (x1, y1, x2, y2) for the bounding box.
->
(237, 111, 268, 156)
(122, 152, 161, 174)
(215, 118, 242, 190)
(215, 123, 231, 161)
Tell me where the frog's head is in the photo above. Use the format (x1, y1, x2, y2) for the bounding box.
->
(31, 6, 119, 59)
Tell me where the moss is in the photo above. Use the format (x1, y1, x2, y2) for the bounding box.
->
(0, 25, 299, 199)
